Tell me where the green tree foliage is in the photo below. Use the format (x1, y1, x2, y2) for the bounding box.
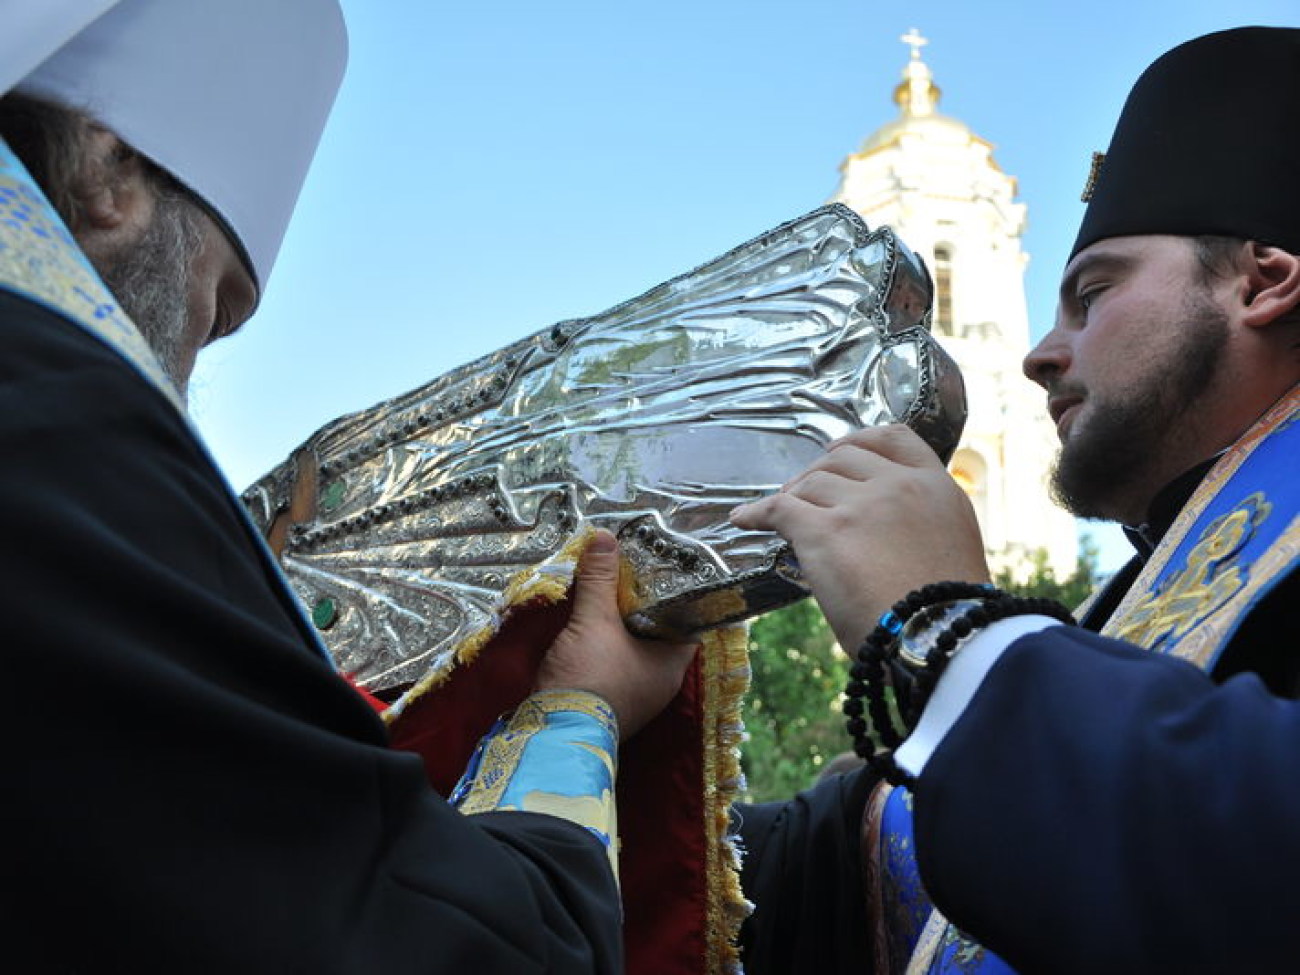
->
(995, 537, 1101, 612)
(740, 599, 849, 802)
(739, 541, 1103, 801)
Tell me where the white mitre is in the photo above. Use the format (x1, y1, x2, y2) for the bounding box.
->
(2, 0, 348, 299)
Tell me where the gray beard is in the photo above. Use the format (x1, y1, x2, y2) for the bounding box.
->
(97, 190, 201, 399)
(1049, 293, 1228, 522)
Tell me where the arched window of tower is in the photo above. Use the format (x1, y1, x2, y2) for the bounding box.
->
(949, 447, 987, 530)
(933, 244, 954, 336)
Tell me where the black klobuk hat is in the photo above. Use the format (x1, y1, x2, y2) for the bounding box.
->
(1072, 26, 1300, 261)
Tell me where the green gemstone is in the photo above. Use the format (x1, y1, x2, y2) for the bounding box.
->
(311, 597, 338, 630)
(319, 480, 347, 513)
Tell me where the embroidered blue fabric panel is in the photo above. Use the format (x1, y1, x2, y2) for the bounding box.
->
(1109, 408, 1300, 662)
(881, 785, 1016, 973)
(452, 689, 620, 876)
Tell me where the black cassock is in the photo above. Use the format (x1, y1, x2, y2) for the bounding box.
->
(734, 766, 879, 975)
(1, 290, 621, 973)
(734, 484, 1299, 974)
(914, 571, 1300, 974)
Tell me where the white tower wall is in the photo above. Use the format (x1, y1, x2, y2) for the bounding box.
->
(832, 34, 1078, 580)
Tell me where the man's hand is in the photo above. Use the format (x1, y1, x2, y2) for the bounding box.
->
(730, 425, 991, 651)
(537, 531, 698, 739)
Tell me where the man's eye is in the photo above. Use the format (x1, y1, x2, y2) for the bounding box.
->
(1077, 288, 1101, 312)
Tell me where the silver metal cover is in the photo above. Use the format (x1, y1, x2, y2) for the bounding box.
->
(243, 204, 966, 692)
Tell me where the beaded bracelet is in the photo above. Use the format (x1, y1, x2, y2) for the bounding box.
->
(842, 582, 1074, 787)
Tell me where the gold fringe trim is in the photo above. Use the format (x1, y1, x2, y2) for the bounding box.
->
(700, 622, 754, 974)
(379, 522, 754, 971)
(382, 527, 595, 726)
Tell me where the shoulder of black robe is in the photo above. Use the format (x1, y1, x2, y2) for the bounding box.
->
(913, 569, 1300, 974)
(0, 289, 621, 974)
(732, 764, 879, 975)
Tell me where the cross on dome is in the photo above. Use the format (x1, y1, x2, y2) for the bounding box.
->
(901, 28, 928, 60)
(895, 28, 939, 117)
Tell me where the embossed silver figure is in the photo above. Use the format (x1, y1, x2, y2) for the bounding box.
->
(243, 204, 966, 692)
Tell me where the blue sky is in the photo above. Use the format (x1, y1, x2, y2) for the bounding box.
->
(191, 0, 1299, 572)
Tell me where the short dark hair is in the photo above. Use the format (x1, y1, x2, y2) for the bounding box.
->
(1192, 235, 1247, 283)
(0, 92, 96, 228)
(1193, 235, 1300, 331)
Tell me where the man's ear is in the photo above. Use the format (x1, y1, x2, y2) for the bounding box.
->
(78, 182, 121, 230)
(74, 128, 147, 233)
(1240, 243, 1300, 330)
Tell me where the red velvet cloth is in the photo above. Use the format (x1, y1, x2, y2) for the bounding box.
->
(364, 597, 711, 975)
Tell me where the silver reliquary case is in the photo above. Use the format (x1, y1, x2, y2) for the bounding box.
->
(243, 204, 966, 692)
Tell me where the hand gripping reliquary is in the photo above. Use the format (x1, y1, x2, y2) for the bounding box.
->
(242, 203, 966, 694)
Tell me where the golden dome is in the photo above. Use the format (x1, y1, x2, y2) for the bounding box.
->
(856, 30, 977, 156)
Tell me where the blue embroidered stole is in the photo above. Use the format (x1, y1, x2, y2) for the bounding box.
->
(1100, 386, 1300, 661)
(871, 386, 1300, 974)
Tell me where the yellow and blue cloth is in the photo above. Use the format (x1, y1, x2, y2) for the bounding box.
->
(451, 689, 620, 877)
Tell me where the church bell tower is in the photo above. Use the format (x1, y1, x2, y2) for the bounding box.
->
(833, 30, 1078, 578)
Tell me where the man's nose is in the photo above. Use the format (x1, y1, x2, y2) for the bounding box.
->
(1023, 327, 1070, 388)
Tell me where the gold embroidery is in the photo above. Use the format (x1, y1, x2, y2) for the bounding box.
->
(1168, 514, 1300, 670)
(455, 690, 618, 815)
(905, 909, 950, 975)
(1081, 151, 1106, 202)
(1103, 387, 1300, 638)
(527, 688, 618, 731)
(1111, 493, 1269, 650)
(517, 788, 615, 838)
(456, 690, 622, 878)
(456, 703, 542, 815)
